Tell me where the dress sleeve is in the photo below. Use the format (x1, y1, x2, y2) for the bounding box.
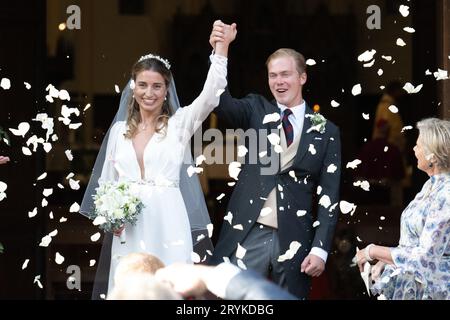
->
(390, 185, 450, 277)
(172, 54, 227, 145)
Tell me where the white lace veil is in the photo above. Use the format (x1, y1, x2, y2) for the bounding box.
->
(80, 64, 213, 299)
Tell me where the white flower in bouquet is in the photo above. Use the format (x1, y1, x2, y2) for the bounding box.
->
(91, 181, 144, 243)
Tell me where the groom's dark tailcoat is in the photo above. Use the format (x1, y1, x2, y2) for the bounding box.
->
(209, 89, 341, 298)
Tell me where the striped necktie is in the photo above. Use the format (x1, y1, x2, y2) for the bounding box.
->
(282, 109, 294, 147)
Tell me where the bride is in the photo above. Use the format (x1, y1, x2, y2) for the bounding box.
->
(80, 21, 236, 297)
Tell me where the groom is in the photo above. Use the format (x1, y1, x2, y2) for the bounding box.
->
(208, 21, 341, 299)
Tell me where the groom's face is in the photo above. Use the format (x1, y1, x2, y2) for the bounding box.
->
(267, 56, 306, 108)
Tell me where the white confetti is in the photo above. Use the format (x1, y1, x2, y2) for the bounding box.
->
(377, 69, 384, 76)
(262, 113, 280, 124)
(351, 84, 362, 96)
(187, 165, 203, 177)
(388, 105, 399, 113)
(267, 133, 281, 146)
(399, 5, 409, 17)
(55, 252, 65, 265)
(356, 236, 362, 242)
(65, 150, 73, 161)
(297, 210, 307, 217)
(319, 195, 331, 209)
(327, 164, 337, 173)
(237, 145, 248, 157)
(312, 221, 320, 228)
(69, 179, 80, 190)
(274, 145, 283, 153)
(83, 103, 91, 111)
(24, 82, 31, 90)
(9, 122, 30, 137)
(354, 180, 370, 191)
(260, 207, 273, 217)
(396, 38, 406, 47)
(89, 260, 96, 267)
(317, 186, 322, 195)
(233, 224, 243, 230)
(69, 123, 82, 130)
(0, 78, 11, 90)
(34, 275, 43, 289)
(49, 211, 54, 219)
(41, 198, 48, 207)
(90, 232, 101, 242)
(28, 207, 38, 218)
(236, 243, 247, 259)
(434, 68, 449, 81)
(22, 259, 30, 270)
(57, 183, 64, 189)
(207, 223, 214, 238)
(308, 144, 316, 155)
(403, 27, 415, 33)
(37, 172, 47, 181)
(216, 193, 225, 201)
(384, 146, 389, 152)
(195, 155, 206, 166)
(69, 202, 80, 213)
(358, 49, 376, 62)
(381, 55, 392, 61)
(362, 113, 370, 120)
(93, 216, 107, 226)
(115, 85, 120, 93)
(43, 188, 53, 197)
(259, 151, 267, 158)
(380, 216, 386, 221)
(0, 182, 7, 201)
(306, 59, 316, 66)
(59, 90, 71, 101)
(289, 171, 298, 182)
(237, 259, 247, 270)
(224, 212, 233, 225)
(340, 201, 357, 215)
(401, 126, 413, 133)
(228, 162, 241, 180)
(278, 241, 301, 262)
(363, 59, 375, 68)
(228, 182, 236, 187)
(331, 100, 340, 108)
(39, 235, 52, 247)
(191, 252, 201, 263)
(403, 82, 423, 94)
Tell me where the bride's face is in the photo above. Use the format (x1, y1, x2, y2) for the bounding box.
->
(134, 69, 168, 114)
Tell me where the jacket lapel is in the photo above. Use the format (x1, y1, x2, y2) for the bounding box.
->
(291, 105, 315, 168)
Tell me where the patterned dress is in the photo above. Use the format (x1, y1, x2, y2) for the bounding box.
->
(371, 172, 450, 299)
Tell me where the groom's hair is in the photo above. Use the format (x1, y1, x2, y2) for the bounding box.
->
(266, 48, 307, 75)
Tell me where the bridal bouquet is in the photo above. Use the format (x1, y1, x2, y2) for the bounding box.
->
(91, 181, 144, 244)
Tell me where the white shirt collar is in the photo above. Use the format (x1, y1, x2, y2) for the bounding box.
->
(277, 101, 306, 119)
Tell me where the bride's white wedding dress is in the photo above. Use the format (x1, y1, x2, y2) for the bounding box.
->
(97, 55, 227, 291)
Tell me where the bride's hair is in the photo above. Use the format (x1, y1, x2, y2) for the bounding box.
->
(125, 57, 174, 139)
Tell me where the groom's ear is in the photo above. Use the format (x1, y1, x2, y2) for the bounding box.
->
(300, 72, 307, 86)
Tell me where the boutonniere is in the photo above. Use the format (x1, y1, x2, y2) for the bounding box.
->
(305, 106, 327, 134)
(0, 126, 10, 146)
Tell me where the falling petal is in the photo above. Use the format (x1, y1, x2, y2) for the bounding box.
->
(195, 155, 206, 166)
(306, 59, 316, 66)
(403, 27, 415, 33)
(114, 85, 120, 93)
(396, 38, 406, 47)
(388, 105, 399, 113)
(262, 113, 281, 124)
(308, 144, 317, 155)
(327, 164, 337, 173)
(65, 150, 73, 161)
(233, 224, 243, 230)
(191, 252, 201, 263)
(354, 180, 370, 191)
(228, 182, 236, 187)
(24, 82, 31, 89)
(278, 241, 301, 262)
(93, 216, 107, 226)
(228, 162, 241, 180)
(358, 49, 376, 62)
(28, 207, 38, 218)
(340, 201, 357, 215)
(381, 55, 392, 61)
(377, 69, 384, 76)
(41, 198, 48, 207)
(403, 82, 423, 94)
(356, 236, 362, 242)
(267, 133, 281, 146)
(0, 78, 11, 90)
(237, 145, 248, 157)
(384, 146, 389, 152)
(380, 216, 386, 221)
(59, 90, 71, 101)
(10, 122, 30, 137)
(363, 59, 375, 68)
(331, 100, 340, 108)
(362, 113, 370, 120)
(43, 188, 53, 197)
(34, 275, 43, 289)
(90, 260, 96, 267)
(351, 84, 362, 96)
(236, 243, 247, 259)
(57, 183, 64, 189)
(297, 210, 307, 217)
(216, 193, 225, 201)
(69, 179, 80, 190)
(260, 207, 273, 217)
(312, 221, 320, 228)
(401, 126, 413, 133)
(224, 212, 233, 225)
(319, 195, 331, 209)
(55, 252, 64, 265)
(274, 145, 283, 153)
(39, 235, 52, 247)
(22, 259, 30, 270)
(433, 68, 449, 81)
(69, 123, 82, 130)
(207, 223, 214, 238)
(69, 202, 80, 213)
(83, 103, 91, 111)
(399, 5, 410, 17)
(90, 232, 101, 242)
